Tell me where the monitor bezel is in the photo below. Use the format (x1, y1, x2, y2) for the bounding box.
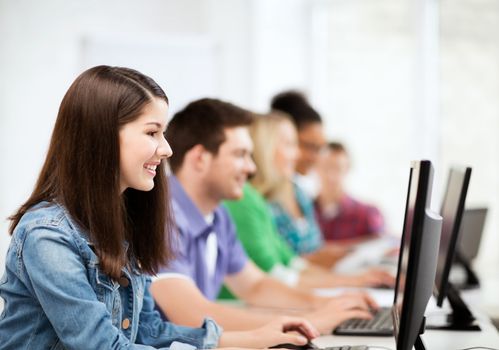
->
(434, 167, 472, 306)
(392, 160, 435, 350)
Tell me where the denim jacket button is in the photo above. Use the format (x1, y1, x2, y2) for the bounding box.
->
(122, 318, 130, 330)
(118, 277, 129, 287)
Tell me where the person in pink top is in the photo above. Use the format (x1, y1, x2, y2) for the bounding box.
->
(315, 142, 385, 245)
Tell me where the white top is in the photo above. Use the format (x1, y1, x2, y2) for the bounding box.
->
(204, 214, 218, 281)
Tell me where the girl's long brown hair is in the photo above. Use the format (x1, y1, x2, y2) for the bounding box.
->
(9, 66, 174, 278)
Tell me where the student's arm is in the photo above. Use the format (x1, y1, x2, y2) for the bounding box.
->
(224, 261, 319, 310)
(300, 260, 395, 288)
(150, 277, 275, 331)
(149, 277, 319, 347)
(295, 262, 345, 289)
(223, 261, 376, 334)
(325, 235, 378, 247)
(150, 277, 322, 347)
(137, 277, 221, 349)
(302, 244, 350, 268)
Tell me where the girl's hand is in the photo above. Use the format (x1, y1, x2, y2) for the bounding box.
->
(218, 316, 319, 348)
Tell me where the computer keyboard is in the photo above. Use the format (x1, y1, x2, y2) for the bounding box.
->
(270, 344, 368, 350)
(333, 307, 393, 336)
(321, 347, 368, 350)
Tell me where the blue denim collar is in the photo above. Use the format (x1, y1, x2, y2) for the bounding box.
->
(54, 200, 139, 274)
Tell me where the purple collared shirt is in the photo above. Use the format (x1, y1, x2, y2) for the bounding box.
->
(158, 175, 248, 301)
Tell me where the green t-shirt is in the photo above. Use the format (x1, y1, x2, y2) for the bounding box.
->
(218, 183, 297, 299)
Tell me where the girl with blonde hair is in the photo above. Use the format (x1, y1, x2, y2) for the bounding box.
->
(226, 112, 394, 289)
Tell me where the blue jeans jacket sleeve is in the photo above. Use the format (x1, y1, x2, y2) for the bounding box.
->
(136, 278, 222, 349)
(21, 227, 220, 350)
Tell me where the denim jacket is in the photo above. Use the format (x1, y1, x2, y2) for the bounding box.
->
(0, 202, 222, 349)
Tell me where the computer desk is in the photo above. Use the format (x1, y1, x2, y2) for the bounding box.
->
(312, 288, 499, 350)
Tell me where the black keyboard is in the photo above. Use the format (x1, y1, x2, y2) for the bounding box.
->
(333, 307, 393, 336)
(270, 344, 368, 350)
(322, 347, 368, 350)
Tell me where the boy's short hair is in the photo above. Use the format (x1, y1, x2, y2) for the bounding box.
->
(271, 90, 322, 130)
(166, 98, 253, 173)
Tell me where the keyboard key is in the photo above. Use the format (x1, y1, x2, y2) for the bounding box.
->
(322, 346, 368, 350)
(333, 307, 393, 336)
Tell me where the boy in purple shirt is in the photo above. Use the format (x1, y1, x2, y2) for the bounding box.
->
(159, 175, 248, 301)
(151, 98, 376, 334)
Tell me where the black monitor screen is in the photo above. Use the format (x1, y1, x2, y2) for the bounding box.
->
(392, 160, 441, 350)
(434, 168, 471, 306)
(394, 160, 434, 316)
(393, 169, 412, 314)
(394, 165, 419, 317)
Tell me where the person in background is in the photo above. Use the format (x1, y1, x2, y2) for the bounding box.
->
(223, 112, 395, 290)
(315, 142, 385, 245)
(0, 66, 318, 350)
(269, 91, 346, 268)
(151, 98, 378, 336)
(271, 90, 325, 199)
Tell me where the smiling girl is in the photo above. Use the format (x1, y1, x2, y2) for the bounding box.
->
(0, 66, 317, 349)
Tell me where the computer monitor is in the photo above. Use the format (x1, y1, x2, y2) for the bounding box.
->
(430, 167, 480, 331)
(455, 207, 487, 287)
(392, 160, 443, 350)
(458, 207, 487, 262)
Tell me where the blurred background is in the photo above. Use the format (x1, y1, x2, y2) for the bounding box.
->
(1, 0, 498, 317)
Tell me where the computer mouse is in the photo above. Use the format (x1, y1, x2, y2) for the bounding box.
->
(268, 341, 317, 350)
(375, 283, 394, 290)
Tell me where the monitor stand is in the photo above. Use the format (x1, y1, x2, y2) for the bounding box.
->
(427, 283, 481, 331)
(414, 318, 427, 350)
(455, 251, 480, 289)
(415, 335, 426, 350)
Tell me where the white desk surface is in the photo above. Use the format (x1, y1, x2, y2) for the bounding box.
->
(313, 312, 499, 349)
(312, 288, 499, 350)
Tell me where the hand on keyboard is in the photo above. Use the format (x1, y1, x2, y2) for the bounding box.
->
(347, 268, 396, 288)
(333, 307, 393, 336)
(306, 294, 374, 334)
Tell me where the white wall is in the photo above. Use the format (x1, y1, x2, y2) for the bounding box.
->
(1, 0, 498, 313)
(318, 0, 416, 234)
(439, 0, 499, 279)
(0, 0, 253, 276)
